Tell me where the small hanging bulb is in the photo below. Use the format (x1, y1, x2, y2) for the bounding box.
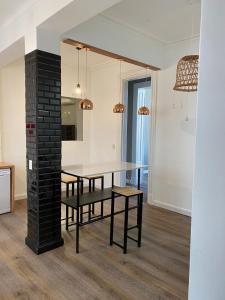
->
(75, 47, 82, 96)
(75, 83, 81, 95)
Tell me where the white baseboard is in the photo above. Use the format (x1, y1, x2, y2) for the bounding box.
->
(151, 199, 192, 217)
(15, 193, 27, 200)
(14, 183, 91, 201)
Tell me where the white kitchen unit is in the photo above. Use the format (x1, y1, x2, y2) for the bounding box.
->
(0, 169, 11, 214)
(0, 163, 15, 214)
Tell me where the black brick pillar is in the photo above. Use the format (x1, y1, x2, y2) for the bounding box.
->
(25, 50, 64, 254)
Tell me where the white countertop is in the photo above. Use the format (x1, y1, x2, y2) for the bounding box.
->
(62, 161, 148, 177)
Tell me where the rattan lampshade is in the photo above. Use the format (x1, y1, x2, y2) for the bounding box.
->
(113, 102, 125, 113)
(138, 106, 150, 115)
(80, 98, 93, 110)
(174, 55, 199, 92)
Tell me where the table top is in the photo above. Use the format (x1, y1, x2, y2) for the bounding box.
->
(63, 161, 148, 177)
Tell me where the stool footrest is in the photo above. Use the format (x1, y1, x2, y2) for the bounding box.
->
(127, 235, 138, 243)
(127, 225, 138, 231)
(81, 211, 89, 215)
(61, 216, 72, 221)
(112, 241, 124, 250)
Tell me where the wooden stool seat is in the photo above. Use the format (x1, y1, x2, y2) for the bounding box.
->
(112, 187, 143, 197)
(110, 187, 144, 254)
(83, 175, 103, 180)
(61, 174, 78, 184)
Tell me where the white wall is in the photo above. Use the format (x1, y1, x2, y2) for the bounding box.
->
(0, 40, 198, 214)
(189, 0, 225, 299)
(61, 62, 91, 167)
(0, 58, 26, 199)
(88, 61, 134, 187)
(151, 39, 199, 216)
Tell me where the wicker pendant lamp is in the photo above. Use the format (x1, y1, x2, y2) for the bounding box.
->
(173, 55, 199, 92)
(113, 60, 125, 113)
(174, 2, 199, 92)
(80, 48, 93, 110)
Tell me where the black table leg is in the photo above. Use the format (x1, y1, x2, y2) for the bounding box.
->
(110, 192, 115, 245)
(76, 178, 80, 253)
(138, 193, 143, 247)
(123, 197, 129, 254)
(137, 168, 141, 190)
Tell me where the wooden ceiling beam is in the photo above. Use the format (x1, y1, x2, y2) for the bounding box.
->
(63, 39, 160, 71)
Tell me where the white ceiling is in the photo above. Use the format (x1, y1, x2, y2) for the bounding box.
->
(0, 0, 36, 27)
(102, 0, 201, 44)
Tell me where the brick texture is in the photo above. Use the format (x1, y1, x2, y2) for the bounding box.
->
(25, 50, 63, 254)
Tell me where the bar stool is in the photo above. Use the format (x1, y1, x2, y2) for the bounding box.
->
(61, 174, 83, 222)
(82, 175, 104, 217)
(110, 186, 143, 254)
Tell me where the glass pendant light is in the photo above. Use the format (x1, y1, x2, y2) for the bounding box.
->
(113, 60, 125, 113)
(75, 47, 82, 95)
(138, 106, 150, 115)
(80, 48, 93, 110)
(138, 67, 150, 115)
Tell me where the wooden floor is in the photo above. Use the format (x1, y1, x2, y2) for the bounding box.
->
(0, 199, 191, 300)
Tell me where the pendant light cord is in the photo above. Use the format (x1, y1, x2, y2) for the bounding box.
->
(77, 48, 80, 84)
(85, 48, 88, 98)
(186, 0, 194, 121)
(120, 59, 122, 102)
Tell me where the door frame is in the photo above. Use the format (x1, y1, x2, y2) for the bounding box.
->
(120, 68, 158, 204)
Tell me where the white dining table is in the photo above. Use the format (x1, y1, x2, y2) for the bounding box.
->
(62, 161, 147, 179)
(61, 161, 148, 253)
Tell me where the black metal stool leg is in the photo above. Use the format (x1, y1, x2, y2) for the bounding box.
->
(101, 177, 104, 218)
(92, 179, 95, 214)
(80, 206, 83, 224)
(66, 183, 69, 197)
(124, 197, 129, 254)
(138, 193, 143, 247)
(137, 194, 140, 226)
(101, 201, 104, 218)
(71, 208, 74, 222)
(88, 204, 91, 221)
(69, 183, 74, 221)
(81, 180, 84, 194)
(72, 182, 75, 195)
(66, 205, 69, 230)
(110, 192, 115, 245)
(76, 207, 80, 253)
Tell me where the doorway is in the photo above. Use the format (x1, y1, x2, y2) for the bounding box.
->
(122, 77, 151, 200)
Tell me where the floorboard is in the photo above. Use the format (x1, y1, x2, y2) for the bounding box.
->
(0, 199, 191, 300)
